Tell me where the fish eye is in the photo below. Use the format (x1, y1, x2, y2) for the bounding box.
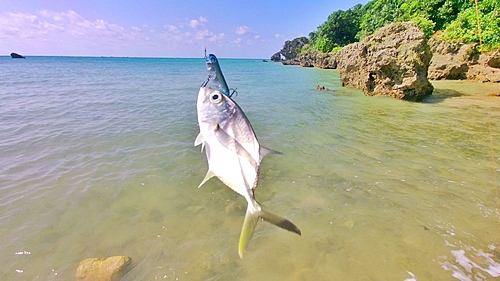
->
(210, 92, 222, 103)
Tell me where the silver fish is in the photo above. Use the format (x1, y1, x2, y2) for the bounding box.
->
(194, 86, 301, 258)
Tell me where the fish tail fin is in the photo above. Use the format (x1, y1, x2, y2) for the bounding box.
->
(238, 206, 260, 258)
(238, 202, 301, 258)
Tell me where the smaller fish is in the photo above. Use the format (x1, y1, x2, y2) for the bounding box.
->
(205, 49, 231, 96)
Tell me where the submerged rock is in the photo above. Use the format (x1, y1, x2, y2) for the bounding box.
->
(316, 85, 333, 91)
(75, 256, 132, 281)
(336, 22, 433, 102)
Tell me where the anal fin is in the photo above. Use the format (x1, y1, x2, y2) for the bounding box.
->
(198, 170, 215, 188)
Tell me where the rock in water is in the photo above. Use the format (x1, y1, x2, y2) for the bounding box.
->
(271, 37, 308, 61)
(75, 256, 132, 281)
(336, 22, 433, 101)
(10, 52, 25, 58)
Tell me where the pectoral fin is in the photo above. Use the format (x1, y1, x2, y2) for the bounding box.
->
(259, 146, 282, 161)
(194, 133, 205, 152)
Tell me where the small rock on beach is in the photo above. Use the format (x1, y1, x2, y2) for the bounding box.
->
(75, 256, 132, 281)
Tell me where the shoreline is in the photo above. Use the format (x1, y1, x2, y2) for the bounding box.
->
(426, 80, 500, 107)
(431, 80, 500, 97)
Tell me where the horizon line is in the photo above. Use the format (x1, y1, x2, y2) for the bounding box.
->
(3, 54, 270, 60)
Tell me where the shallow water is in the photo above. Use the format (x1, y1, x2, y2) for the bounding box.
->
(0, 57, 499, 280)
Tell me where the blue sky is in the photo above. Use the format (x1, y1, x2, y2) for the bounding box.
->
(0, 0, 369, 58)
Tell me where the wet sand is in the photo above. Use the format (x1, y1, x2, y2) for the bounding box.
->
(429, 80, 500, 108)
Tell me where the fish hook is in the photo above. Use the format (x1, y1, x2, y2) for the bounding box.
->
(229, 88, 238, 98)
(201, 79, 209, 87)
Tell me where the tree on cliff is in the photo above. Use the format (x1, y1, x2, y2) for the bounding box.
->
(310, 4, 364, 52)
(444, 0, 500, 50)
(356, 0, 472, 39)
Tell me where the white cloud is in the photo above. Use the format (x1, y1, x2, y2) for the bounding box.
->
(0, 9, 150, 50)
(0, 10, 270, 57)
(235, 25, 251, 35)
(189, 16, 208, 29)
(194, 29, 224, 42)
(38, 10, 63, 21)
(189, 19, 200, 29)
(164, 24, 179, 33)
(0, 12, 61, 39)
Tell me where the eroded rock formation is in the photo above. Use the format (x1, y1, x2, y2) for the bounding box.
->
(336, 22, 433, 101)
(426, 38, 500, 82)
(271, 37, 309, 62)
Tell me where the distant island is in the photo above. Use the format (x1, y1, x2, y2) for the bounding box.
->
(11, 53, 25, 59)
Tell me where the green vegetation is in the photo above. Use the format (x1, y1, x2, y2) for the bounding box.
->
(444, 0, 500, 51)
(309, 4, 364, 52)
(305, 0, 499, 53)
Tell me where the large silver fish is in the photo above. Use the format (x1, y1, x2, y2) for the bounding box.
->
(195, 86, 301, 258)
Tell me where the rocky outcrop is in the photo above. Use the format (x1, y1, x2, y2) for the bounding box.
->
(468, 50, 500, 82)
(277, 48, 337, 68)
(427, 38, 500, 82)
(486, 50, 500, 68)
(296, 50, 337, 69)
(427, 37, 477, 80)
(467, 64, 500, 82)
(75, 256, 132, 281)
(10, 52, 25, 58)
(271, 37, 308, 62)
(336, 22, 433, 102)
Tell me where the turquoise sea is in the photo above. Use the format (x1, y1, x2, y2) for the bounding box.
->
(1, 56, 499, 280)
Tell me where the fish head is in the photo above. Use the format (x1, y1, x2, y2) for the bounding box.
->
(197, 87, 234, 130)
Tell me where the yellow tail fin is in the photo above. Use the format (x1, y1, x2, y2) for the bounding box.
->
(238, 203, 301, 258)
